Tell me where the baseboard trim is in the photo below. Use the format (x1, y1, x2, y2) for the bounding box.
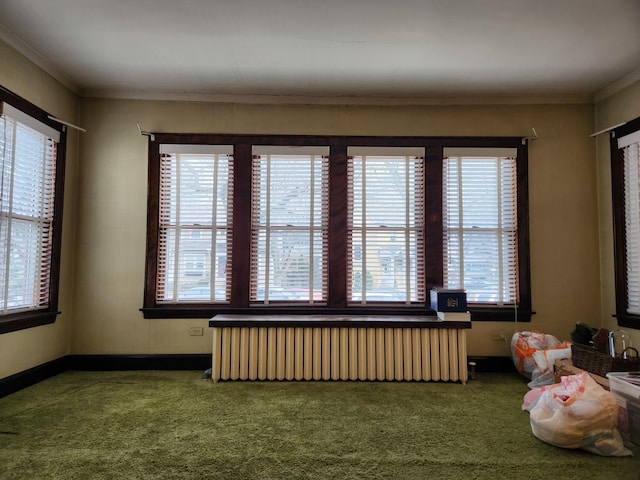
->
(67, 354, 212, 371)
(0, 354, 211, 398)
(0, 356, 70, 399)
(468, 356, 516, 373)
(1, 354, 513, 398)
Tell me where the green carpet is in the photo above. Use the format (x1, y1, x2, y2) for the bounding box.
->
(0, 371, 638, 479)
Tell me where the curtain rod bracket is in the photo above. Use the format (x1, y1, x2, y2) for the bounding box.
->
(522, 127, 538, 145)
(137, 122, 155, 142)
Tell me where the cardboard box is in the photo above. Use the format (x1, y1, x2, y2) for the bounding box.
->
(430, 288, 467, 312)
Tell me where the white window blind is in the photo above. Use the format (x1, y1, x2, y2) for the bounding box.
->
(619, 136, 640, 315)
(443, 148, 518, 305)
(0, 105, 58, 313)
(347, 147, 425, 303)
(156, 145, 233, 303)
(250, 147, 329, 304)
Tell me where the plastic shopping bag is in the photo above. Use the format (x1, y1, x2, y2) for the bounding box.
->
(511, 331, 563, 380)
(528, 342, 572, 388)
(522, 372, 631, 456)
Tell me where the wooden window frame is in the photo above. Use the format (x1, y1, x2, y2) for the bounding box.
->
(142, 133, 532, 322)
(611, 116, 640, 329)
(0, 86, 66, 334)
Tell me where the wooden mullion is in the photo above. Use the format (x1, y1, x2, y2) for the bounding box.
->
(424, 146, 443, 300)
(230, 144, 252, 307)
(328, 146, 348, 307)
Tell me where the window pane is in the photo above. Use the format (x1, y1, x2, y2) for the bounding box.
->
(347, 151, 425, 303)
(156, 149, 232, 303)
(251, 150, 328, 303)
(2, 220, 39, 308)
(443, 151, 518, 305)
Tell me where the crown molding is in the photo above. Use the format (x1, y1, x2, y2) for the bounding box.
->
(594, 67, 640, 104)
(1, 25, 597, 107)
(0, 24, 81, 95)
(84, 89, 594, 106)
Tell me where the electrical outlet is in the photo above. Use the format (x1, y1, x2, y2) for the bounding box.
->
(492, 329, 507, 342)
(188, 327, 204, 336)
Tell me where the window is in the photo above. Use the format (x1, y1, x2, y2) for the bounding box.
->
(0, 88, 66, 334)
(347, 147, 425, 304)
(155, 144, 233, 303)
(443, 148, 518, 305)
(143, 134, 531, 321)
(612, 116, 640, 328)
(251, 147, 329, 304)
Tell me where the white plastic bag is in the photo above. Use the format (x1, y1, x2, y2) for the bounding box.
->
(522, 372, 631, 456)
(528, 343, 572, 388)
(510, 331, 564, 382)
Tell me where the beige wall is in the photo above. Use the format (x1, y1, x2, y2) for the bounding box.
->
(595, 79, 640, 349)
(0, 41, 79, 378)
(1, 38, 609, 380)
(73, 99, 598, 357)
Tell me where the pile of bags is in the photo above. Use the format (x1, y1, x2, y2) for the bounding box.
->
(522, 372, 631, 456)
(512, 330, 631, 457)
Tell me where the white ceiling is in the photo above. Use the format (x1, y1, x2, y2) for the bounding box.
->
(2, 0, 640, 104)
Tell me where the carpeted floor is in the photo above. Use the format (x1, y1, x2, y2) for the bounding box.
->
(0, 370, 638, 479)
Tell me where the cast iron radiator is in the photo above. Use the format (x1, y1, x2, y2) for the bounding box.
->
(209, 315, 470, 383)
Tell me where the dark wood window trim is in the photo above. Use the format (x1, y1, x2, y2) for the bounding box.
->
(0, 86, 66, 334)
(611, 116, 640, 329)
(208, 314, 473, 330)
(142, 133, 532, 322)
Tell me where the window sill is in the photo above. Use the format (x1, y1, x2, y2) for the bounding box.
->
(208, 313, 472, 329)
(615, 313, 640, 330)
(0, 309, 60, 334)
(141, 304, 532, 322)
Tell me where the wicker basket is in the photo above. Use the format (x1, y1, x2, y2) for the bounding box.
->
(571, 343, 640, 377)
